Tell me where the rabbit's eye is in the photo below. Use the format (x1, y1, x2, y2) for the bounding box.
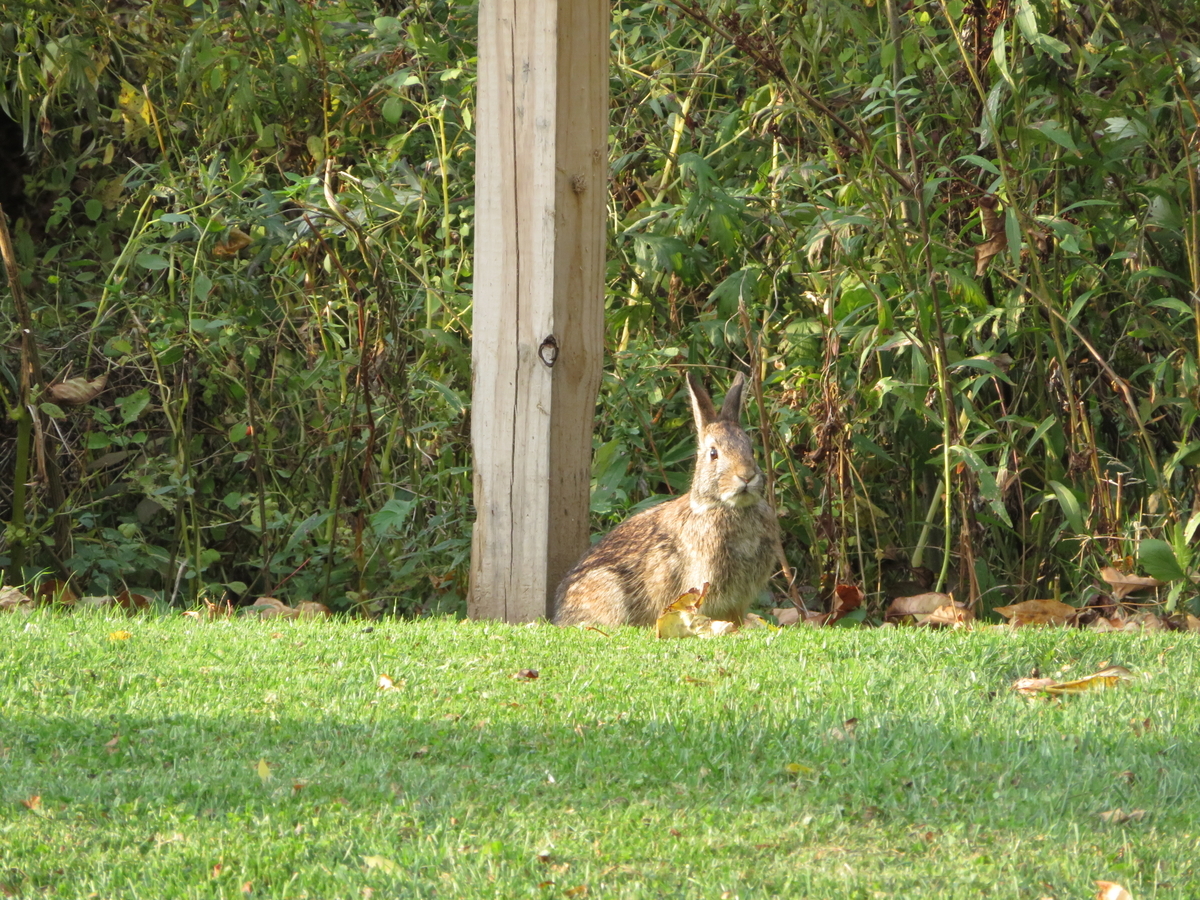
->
(709, 447, 719, 461)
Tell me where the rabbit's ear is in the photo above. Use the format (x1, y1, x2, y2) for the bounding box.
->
(719, 372, 746, 423)
(686, 372, 717, 431)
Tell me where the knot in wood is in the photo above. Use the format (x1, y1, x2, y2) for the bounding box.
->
(538, 334, 559, 368)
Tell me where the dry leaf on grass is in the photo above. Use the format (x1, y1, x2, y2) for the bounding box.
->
(771, 606, 800, 626)
(245, 597, 300, 619)
(256, 758, 271, 782)
(296, 600, 331, 618)
(33, 579, 77, 607)
(994, 599, 1079, 627)
(656, 585, 736, 638)
(1044, 665, 1134, 694)
(799, 584, 864, 626)
(1099, 567, 1164, 601)
(885, 592, 952, 620)
(1120, 612, 1164, 632)
(1095, 880, 1134, 900)
(1012, 676, 1059, 695)
(1013, 665, 1134, 696)
(925, 603, 974, 628)
(378, 674, 399, 691)
(1098, 808, 1146, 825)
(115, 589, 151, 612)
(0, 587, 34, 614)
(362, 855, 400, 874)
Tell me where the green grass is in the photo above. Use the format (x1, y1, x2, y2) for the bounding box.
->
(0, 613, 1197, 899)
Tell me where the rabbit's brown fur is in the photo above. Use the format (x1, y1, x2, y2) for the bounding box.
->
(554, 372, 778, 627)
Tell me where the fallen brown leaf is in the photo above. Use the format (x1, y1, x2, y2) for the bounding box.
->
(0, 587, 34, 614)
(1099, 567, 1164, 601)
(994, 599, 1079, 627)
(924, 603, 974, 628)
(885, 592, 953, 620)
(246, 597, 299, 619)
(19, 795, 41, 811)
(33, 579, 77, 607)
(771, 607, 800, 626)
(1121, 612, 1164, 632)
(1098, 807, 1147, 824)
(1012, 677, 1058, 696)
(115, 589, 151, 612)
(212, 226, 252, 258)
(829, 718, 858, 741)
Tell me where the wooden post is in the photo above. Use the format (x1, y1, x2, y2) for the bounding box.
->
(469, 0, 608, 620)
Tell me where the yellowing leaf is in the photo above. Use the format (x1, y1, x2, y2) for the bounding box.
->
(1095, 880, 1134, 900)
(118, 80, 154, 138)
(377, 674, 401, 691)
(1014, 665, 1134, 696)
(925, 603, 974, 628)
(362, 855, 400, 874)
(256, 757, 272, 782)
(212, 227, 252, 259)
(108, 630, 132, 641)
(1043, 665, 1134, 695)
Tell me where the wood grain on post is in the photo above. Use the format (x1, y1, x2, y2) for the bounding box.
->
(469, 0, 608, 620)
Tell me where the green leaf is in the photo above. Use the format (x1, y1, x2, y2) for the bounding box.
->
(1005, 205, 1022, 270)
(991, 23, 1013, 88)
(1034, 120, 1080, 156)
(1140, 538, 1186, 582)
(370, 497, 418, 536)
(1014, 0, 1039, 43)
(39, 402, 67, 419)
(135, 252, 171, 271)
(1047, 480, 1084, 534)
(382, 97, 403, 125)
(950, 445, 1012, 527)
(115, 388, 152, 424)
(709, 266, 763, 318)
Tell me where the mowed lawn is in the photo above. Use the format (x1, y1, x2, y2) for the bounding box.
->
(1, 612, 1197, 899)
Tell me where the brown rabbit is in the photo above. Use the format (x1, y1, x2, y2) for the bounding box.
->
(554, 371, 778, 626)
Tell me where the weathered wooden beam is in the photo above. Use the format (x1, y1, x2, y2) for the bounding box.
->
(469, 0, 608, 620)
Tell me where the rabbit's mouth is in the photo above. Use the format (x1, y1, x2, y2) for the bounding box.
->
(721, 481, 762, 507)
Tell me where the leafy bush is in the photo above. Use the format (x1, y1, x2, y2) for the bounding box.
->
(3, 0, 1200, 615)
